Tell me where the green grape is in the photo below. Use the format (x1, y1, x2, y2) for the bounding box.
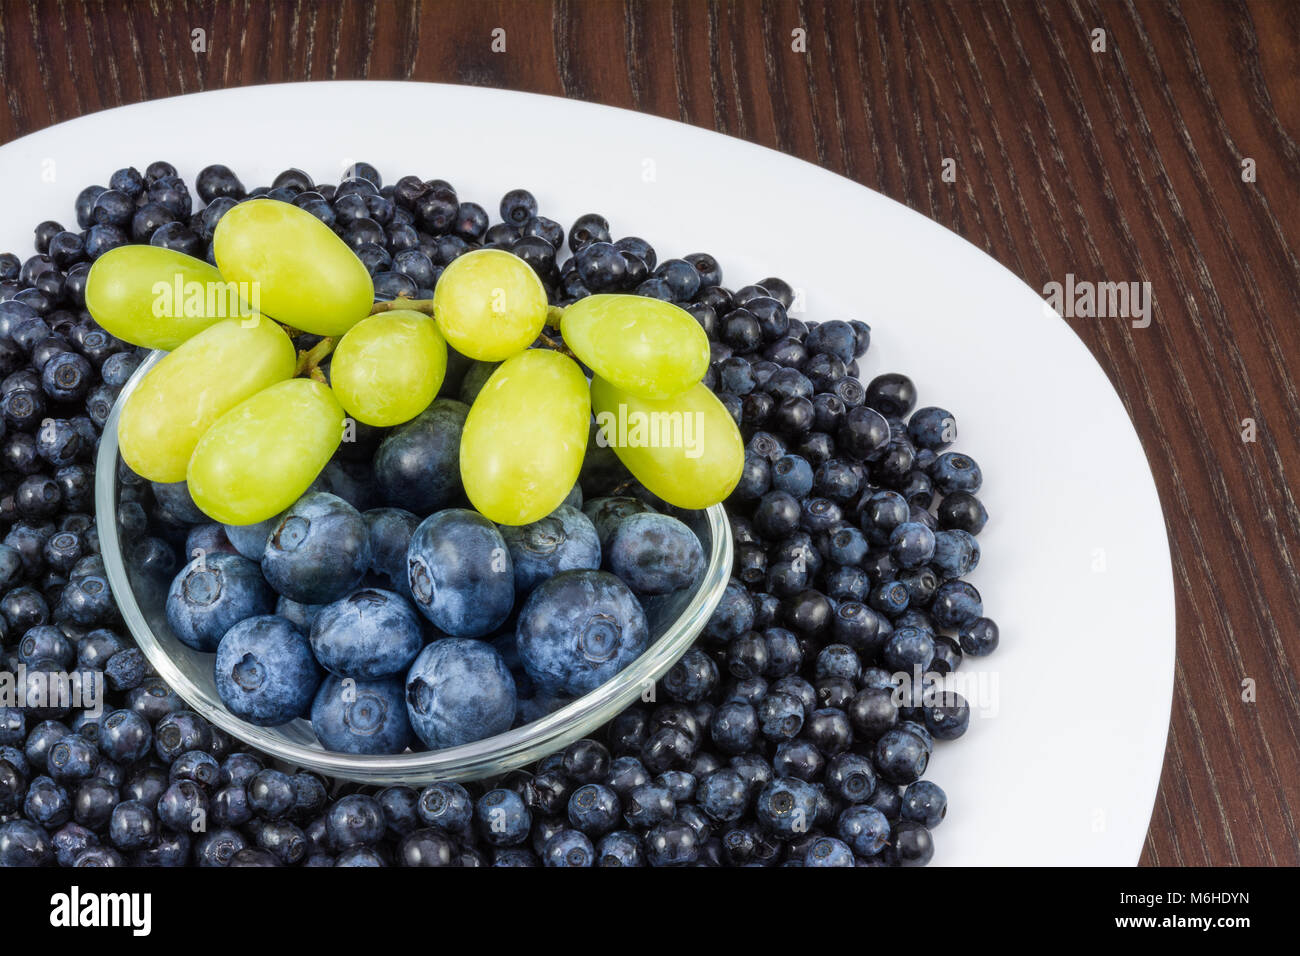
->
(330, 311, 447, 426)
(213, 198, 373, 336)
(188, 378, 345, 525)
(460, 349, 590, 525)
(85, 245, 243, 350)
(589, 376, 743, 510)
(117, 318, 296, 482)
(433, 248, 548, 361)
(560, 294, 709, 399)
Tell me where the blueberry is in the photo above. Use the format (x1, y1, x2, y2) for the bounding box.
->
(407, 509, 514, 638)
(931, 580, 983, 629)
(838, 405, 890, 460)
(47, 733, 99, 784)
(723, 631, 765, 680)
(207, 784, 250, 828)
(193, 827, 247, 867)
(106, 798, 157, 850)
(899, 779, 948, 829)
(754, 691, 803, 742)
(695, 768, 747, 823)
(798, 835, 851, 867)
(169, 750, 220, 788)
(223, 513, 280, 560)
(322, 793, 385, 849)
(397, 828, 457, 867)
(830, 601, 889, 658)
(363, 507, 420, 599)
(759, 627, 802, 678)
(499, 504, 601, 595)
(907, 406, 956, 450)
(262, 493, 371, 606)
(959, 617, 999, 656)
(0, 756, 27, 814)
(573, 241, 628, 292)
(372, 402, 469, 510)
(214, 615, 320, 726)
(635, 725, 694, 776)
(475, 788, 531, 846)
(309, 588, 422, 680)
(123, 680, 182, 727)
(864, 373, 916, 418)
(596, 830, 645, 866)
(334, 846, 386, 867)
(780, 588, 830, 637)
(931, 451, 982, 495)
(61, 573, 115, 626)
(929, 635, 963, 675)
(754, 491, 801, 539)
(153, 710, 213, 765)
(51, 821, 99, 868)
(770, 454, 814, 498)
(104, 647, 150, 691)
(732, 451, 770, 502)
(18, 624, 74, 668)
(924, 691, 971, 740)
(516, 570, 647, 696)
(804, 316, 857, 360)
(556, 738, 609, 784)
(567, 783, 621, 836)
(623, 783, 675, 828)
(0, 819, 54, 866)
(217, 753, 262, 788)
(809, 645, 857, 685)
(754, 776, 819, 839)
(891, 819, 935, 866)
(937, 490, 988, 535)
(699, 582, 753, 648)
(241, 770, 295, 824)
(663, 648, 719, 704)
(41, 351, 92, 403)
(311, 674, 411, 755)
(889, 521, 936, 569)
(157, 779, 208, 833)
(931, 529, 978, 578)
(874, 728, 930, 785)
(651, 769, 695, 804)
(405, 638, 516, 749)
(251, 819, 307, 865)
(835, 804, 889, 857)
(534, 828, 591, 867)
(605, 512, 703, 596)
(165, 552, 272, 652)
(96, 710, 152, 767)
(882, 624, 935, 673)
(414, 782, 472, 834)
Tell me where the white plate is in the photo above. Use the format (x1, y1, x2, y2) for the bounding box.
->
(0, 81, 1175, 865)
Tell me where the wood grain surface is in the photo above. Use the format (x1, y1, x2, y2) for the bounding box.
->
(0, 0, 1296, 866)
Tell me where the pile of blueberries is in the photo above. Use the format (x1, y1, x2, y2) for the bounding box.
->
(0, 159, 996, 866)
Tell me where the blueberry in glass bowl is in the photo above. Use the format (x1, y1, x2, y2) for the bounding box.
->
(95, 352, 732, 785)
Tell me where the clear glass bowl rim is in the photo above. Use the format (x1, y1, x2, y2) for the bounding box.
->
(95, 351, 733, 784)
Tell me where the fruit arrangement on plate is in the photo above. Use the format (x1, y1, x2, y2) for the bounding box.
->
(0, 158, 995, 866)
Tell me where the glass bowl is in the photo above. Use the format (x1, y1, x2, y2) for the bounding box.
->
(95, 352, 733, 784)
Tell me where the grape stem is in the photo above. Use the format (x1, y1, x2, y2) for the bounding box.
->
(546, 305, 565, 329)
(295, 336, 337, 378)
(370, 296, 436, 317)
(538, 332, 578, 361)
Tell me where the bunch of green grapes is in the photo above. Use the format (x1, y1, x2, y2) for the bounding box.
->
(89, 199, 382, 525)
(449, 257, 743, 523)
(91, 196, 741, 529)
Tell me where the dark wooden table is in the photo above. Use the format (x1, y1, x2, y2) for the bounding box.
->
(1, 0, 1296, 866)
